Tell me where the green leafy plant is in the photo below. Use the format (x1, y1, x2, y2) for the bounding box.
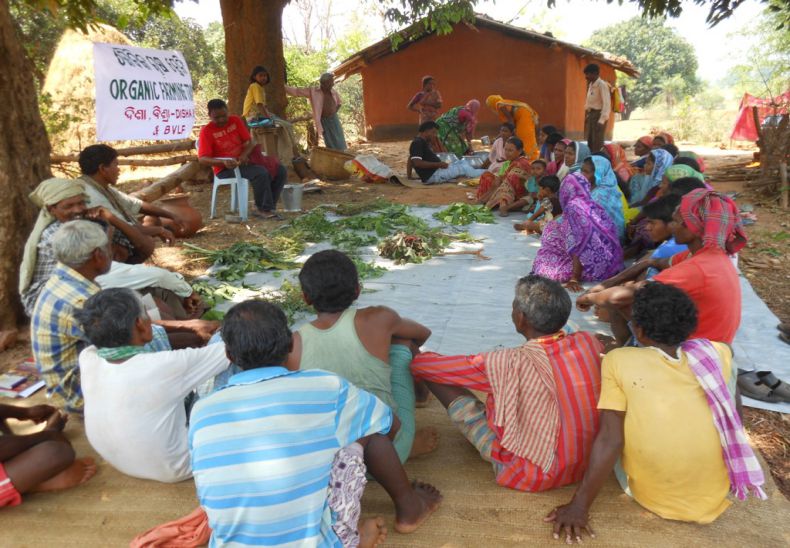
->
(433, 203, 495, 225)
(183, 242, 298, 282)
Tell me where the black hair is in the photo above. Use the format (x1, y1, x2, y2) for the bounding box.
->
(541, 125, 557, 136)
(538, 175, 561, 194)
(668, 177, 707, 196)
(514, 274, 571, 334)
(652, 135, 667, 145)
(531, 159, 547, 167)
(583, 63, 600, 75)
(249, 65, 269, 83)
(221, 301, 292, 370)
(78, 144, 118, 175)
(501, 122, 516, 133)
(506, 136, 525, 152)
(75, 288, 144, 348)
(421, 75, 434, 87)
(672, 156, 702, 172)
(582, 157, 595, 170)
(546, 132, 564, 145)
(661, 143, 679, 157)
(298, 250, 359, 313)
(418, 120, 439, 132)
(207, 98, 228, 113)
(642, 194, 681, 223)
(632, 282, 698, 346)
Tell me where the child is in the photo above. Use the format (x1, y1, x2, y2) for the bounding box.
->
(190, 301, 442, 547)
(0, 403, 95, 509)
(286, 250, 438, 463)
(642, 195, 686, 278)
(547, 282, 763, 542)
(513, 175, 562, 234)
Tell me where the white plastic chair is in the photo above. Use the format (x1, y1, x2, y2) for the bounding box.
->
(210, 160, 249, 221)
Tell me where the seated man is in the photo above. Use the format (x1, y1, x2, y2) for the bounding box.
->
(411, 275, 604, 492)
(78, 144, 182, 261)
(190, 301, 442, 546)
(409, 121, 485, 184)
(577, 188, 744, 346)
(0, 403, 95, 509)
(286, 250, 437, 463)
(31, 220, 218, 414)
(286, 72, 346, 150)
(20, 177, 202, 320)
(198, 98, 287, 220)
(76, 288, 231, 483)
(546, 283, 764, 542)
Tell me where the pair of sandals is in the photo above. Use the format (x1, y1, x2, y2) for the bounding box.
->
(738, 369, 790, 403)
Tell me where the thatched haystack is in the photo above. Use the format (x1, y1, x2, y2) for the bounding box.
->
(43, 24, 133, 154)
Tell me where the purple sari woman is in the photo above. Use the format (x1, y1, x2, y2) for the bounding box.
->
(532, 172, 623, 290)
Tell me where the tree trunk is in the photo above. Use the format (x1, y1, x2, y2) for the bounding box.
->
(0, 2, 52, 329)
(220, 0, 289, 118)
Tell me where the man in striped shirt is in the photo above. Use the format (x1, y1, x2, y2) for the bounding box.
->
(411, 275, 603, 492)
(189, 301, 442, 548)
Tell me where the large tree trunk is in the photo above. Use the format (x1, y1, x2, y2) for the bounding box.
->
(220, 0, 289, 118)
(0, 2, 52, 329)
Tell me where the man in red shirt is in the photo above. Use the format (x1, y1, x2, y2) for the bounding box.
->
(577, 189, 745, 345)
(198, 99, 286, 219)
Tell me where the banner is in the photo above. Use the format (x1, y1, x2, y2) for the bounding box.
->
(93, 43, 195, 141)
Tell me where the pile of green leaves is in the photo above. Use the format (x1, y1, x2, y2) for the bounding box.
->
(379, 231, 449, 264)
(433, 203, 495, 226)
(183, 242, 298, 282)
(193, 279, 312, 323)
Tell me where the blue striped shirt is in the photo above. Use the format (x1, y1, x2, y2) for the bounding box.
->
(189, 367, 392, 548)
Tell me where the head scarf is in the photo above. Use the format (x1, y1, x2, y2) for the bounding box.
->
(637, 135, 653, 149)
(648, 149, 674, 188)
(589, 156, 626, 240)
(463, 99, 480, 134)
(486, 95, 502, 112)
(19, 178, 87, 293)
(665, 164, 705, 183)
(568, 141, 591, 173)
(679, 189, 747, 254)
(560, 172, 621, 257)
(658, 131, 675, 145)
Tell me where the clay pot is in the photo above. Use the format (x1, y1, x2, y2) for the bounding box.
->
(156, 193, 203, 238)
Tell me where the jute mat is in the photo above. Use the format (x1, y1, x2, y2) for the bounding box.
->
(3, 394, 789, 547)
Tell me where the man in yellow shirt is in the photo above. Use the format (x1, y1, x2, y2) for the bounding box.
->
(545, 282, 751, 542)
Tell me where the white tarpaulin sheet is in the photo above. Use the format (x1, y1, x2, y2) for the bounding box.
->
(211, 207, 790, 413)
(93, 43, 195, 141)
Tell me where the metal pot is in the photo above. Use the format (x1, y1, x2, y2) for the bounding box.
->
(281, 184, 304, 212)
(462, 155, 485, 168)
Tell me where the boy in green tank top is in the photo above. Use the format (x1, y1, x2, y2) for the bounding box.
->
(285, 250, 439, 462)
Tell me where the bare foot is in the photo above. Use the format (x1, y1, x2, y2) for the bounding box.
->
(409, 427, 439, 458)
(394, 481, 443, 534)
(358, 517, 387, 548)
(34, 458, 96, 492)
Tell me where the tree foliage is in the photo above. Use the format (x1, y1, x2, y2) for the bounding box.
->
(585, 17, 700, 110)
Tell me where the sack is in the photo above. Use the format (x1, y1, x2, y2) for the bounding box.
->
(611, 84, 622, 113)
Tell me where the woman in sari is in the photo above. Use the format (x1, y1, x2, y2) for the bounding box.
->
(532, 172, 623, 290)
(547, 138, 569, 176)
(538, 125, 557, 161)
(477, 137, 532, 216)
(677, 150, 706, 172)
(435, 99, 480, 157)
(486, 95, 540, 160)
(407, 76, 443, 124)
(603, 143, 633, 183)
(629, 148, 674, 207)
(558, 141, 591, 181)
(652, 132, 675, 147)
(582, 156, 627, 240)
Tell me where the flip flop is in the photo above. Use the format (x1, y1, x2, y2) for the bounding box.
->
(737, 370, 790, 403)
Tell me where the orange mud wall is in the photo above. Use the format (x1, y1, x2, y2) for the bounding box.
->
(358, 24, 616, 141)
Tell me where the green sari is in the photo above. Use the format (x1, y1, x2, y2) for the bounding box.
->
(435, 106, 469, 157)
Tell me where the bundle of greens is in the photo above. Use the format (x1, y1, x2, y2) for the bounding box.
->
(183, 242, 298, 282)
(433, 203, 495, 225)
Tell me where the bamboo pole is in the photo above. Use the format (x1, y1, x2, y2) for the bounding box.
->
(130, 161, 204, 202)
(780, 161, 788, 209)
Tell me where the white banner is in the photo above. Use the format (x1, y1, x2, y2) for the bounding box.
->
(93, 43, 195, 141)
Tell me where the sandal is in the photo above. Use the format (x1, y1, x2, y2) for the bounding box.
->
(737, 370, 790, 403)
(252, 211, 284, 221)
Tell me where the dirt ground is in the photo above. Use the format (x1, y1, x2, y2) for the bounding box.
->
(3, 138, 789, 500)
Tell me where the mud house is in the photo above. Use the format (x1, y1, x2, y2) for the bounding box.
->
(332, 15, 638, 141)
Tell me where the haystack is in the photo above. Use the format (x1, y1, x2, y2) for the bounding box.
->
(43, 24, 133, 155)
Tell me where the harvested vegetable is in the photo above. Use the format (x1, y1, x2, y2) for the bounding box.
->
(433, 203, 495, 225)
(183, 242, 298, 282)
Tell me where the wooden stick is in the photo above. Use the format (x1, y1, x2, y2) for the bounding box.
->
(780, 161, 788, 209)
(130, 161, 205, 202)
(52, 154, 196, 167)
(50, 139, 196, 163)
